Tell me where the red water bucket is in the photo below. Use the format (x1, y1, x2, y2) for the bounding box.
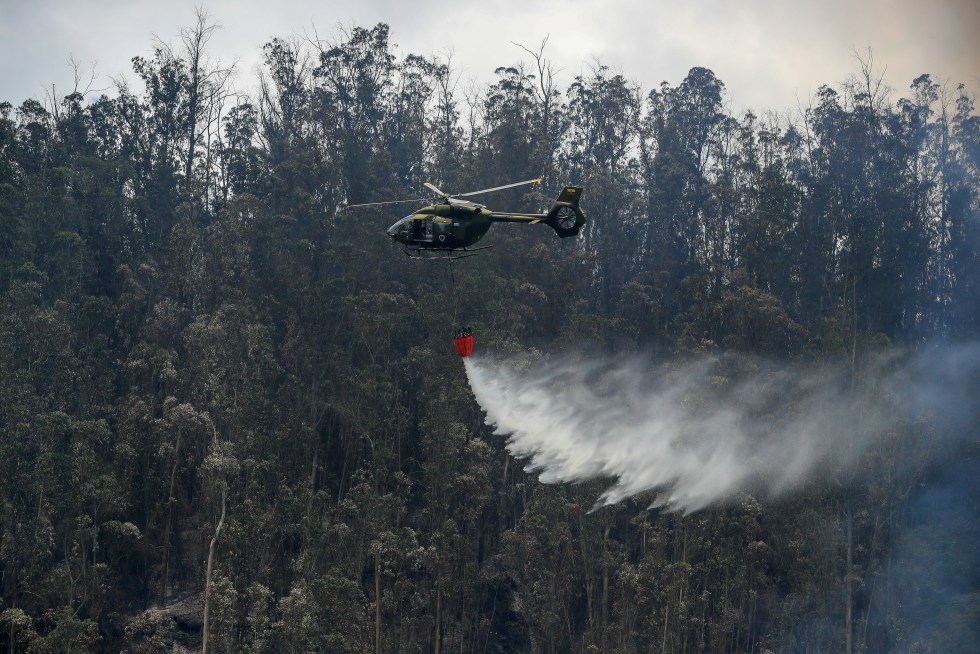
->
(454, 330, 474, 357)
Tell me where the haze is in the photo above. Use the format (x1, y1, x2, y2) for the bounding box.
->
(2, 0, 978, 113)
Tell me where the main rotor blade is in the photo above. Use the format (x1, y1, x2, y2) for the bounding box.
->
(345, 197, 428, 209)
(454, 178, 541, 198)
(423, 182, 448, 198)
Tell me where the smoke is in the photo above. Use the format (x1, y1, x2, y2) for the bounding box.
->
(464, 345, 979, 513)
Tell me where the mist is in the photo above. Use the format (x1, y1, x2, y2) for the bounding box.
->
(464, 345, 979, 513)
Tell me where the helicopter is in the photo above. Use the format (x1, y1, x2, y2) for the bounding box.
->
(348, 178, 586, 258)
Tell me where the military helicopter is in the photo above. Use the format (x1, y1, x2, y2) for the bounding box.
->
(348, 178, 586, 258)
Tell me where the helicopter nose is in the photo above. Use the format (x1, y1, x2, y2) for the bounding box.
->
(387, 216, 411, 237)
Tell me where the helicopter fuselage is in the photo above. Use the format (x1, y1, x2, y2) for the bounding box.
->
(387, 202, 494, 250)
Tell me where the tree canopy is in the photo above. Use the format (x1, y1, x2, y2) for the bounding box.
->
(0, 19, 978, 653)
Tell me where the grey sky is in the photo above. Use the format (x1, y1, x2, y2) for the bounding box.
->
(1, 0, 977, 114)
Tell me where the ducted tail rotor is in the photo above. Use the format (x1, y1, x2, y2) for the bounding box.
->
(545, 186, 586, 237)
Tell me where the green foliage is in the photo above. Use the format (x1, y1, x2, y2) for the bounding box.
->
(122, 609, 173, 654)
(26, 607, 100, 653)
(0, 19, 977, 654)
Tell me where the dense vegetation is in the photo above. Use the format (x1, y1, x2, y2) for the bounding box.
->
(1, 17, 978, 653)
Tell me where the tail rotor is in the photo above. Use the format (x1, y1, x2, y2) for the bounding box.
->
(545, 186, 586, 238)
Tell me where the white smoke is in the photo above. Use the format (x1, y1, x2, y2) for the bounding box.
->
(464, 346, 978, 513)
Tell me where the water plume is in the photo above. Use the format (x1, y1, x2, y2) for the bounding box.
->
(464, 345, 978, 513)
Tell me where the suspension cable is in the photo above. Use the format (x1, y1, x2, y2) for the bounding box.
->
(447, 252, 461, 328)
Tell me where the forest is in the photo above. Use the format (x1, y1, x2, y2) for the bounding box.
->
(0, 15, 978, 653)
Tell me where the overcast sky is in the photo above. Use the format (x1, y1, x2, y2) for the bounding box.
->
(1, 0, 978, 115)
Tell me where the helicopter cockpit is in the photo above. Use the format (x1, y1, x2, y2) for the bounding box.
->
(386, 215, 412, 237)
(387, 215, 435, 243)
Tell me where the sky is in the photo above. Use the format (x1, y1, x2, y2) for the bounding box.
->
(1, 0, 978, 115)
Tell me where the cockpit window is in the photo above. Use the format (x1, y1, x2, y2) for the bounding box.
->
(386, 215, 413, 236)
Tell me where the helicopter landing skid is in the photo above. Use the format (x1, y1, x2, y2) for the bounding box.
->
(403, 245, 494, 260)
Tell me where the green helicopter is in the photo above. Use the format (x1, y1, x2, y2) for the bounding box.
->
(348, 178, 586, 258)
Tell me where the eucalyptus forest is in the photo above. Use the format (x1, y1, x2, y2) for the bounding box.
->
(0, 18, 978, 654)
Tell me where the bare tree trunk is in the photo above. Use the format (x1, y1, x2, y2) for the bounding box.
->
(375, 548, 382, 654)
(163, 433, 181, 602)
(434, 582, 441, 654)
(202, 488, 226, 654)
(601, 525, 611, 651)
(845, 507, 854, 654)
(175, 8, 232, 204)
(182, 10, 209, 198)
